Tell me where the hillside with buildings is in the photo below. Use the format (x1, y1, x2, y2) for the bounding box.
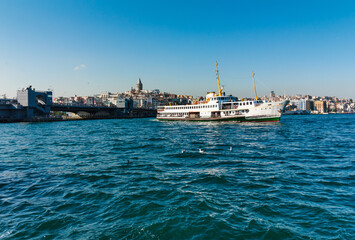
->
(52, 78, 354, 114)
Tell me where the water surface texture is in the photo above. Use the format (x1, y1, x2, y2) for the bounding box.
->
(0, 115, 354, 239)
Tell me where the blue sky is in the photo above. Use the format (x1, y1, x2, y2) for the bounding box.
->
(0, 0, 354, 98)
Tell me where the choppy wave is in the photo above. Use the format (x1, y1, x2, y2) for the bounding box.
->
(0, 115, 354, 239)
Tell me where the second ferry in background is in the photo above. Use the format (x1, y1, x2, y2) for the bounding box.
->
(157, 62, 289, 122)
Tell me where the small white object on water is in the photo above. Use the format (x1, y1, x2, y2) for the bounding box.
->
(230, 146, 233, 152)
(199, 149, 205, 153)
(181, 150, 186, 153)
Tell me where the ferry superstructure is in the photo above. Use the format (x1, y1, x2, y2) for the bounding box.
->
(157, 63, 289, 122)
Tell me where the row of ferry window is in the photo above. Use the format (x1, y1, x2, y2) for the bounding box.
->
(166, 105, 218, 110)
(224, 110, 249, 114)
(235, 102, 252, 106)
(159, 109, 250, 116)
(235, 100, 262, 106)
(210, 97, 231, 101)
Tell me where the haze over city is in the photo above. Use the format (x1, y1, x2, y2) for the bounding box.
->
(0, 0, 354, 99)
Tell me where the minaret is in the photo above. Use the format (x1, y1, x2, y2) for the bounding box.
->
(136, 78, 143, 92)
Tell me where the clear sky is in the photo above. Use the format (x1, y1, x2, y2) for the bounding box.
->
(0, 0, 354, 99)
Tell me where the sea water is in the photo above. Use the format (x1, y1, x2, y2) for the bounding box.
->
(0, 114, 354, 239)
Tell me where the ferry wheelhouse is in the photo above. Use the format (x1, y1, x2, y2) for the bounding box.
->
(157, 63, 289, 122)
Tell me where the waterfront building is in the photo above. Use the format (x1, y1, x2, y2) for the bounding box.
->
(314, 100, 327, 113)
(306, 100, 314, 111)
(1, 86, 53, 121)
(290, 99, 307, 111)
(86, 97, 95, 106)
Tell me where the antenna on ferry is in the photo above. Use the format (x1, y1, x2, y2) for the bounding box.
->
(252, 71, 258, 101)
(215, 61, 223, 97)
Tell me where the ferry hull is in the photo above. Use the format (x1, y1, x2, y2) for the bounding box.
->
(157, 116, 281, 122)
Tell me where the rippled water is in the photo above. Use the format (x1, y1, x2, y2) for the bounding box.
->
(0, 115, 354, 239)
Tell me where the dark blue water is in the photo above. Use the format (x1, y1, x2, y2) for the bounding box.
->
(0, 115, 354, 239)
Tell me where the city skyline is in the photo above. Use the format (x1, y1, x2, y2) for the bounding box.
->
(1, 0, 354, 99)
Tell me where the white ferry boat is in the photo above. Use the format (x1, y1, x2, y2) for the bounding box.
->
(157, 63, 289, 122)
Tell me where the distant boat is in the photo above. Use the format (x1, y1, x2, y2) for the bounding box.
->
(157, 62, 289, 122)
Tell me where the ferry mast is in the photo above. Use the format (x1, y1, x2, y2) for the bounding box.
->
(215, 61, 223, 96)
(252, 71, 258, 101)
